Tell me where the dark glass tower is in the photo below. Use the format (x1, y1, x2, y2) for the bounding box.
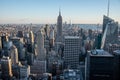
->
(101, 15, 118, 49)
(85, 49, 115, 80)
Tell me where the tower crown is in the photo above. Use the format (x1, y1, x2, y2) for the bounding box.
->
(58, 8, 62, 21)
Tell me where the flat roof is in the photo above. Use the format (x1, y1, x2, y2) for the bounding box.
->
(113, 50, 120, 55)
(90, 49, 113, 57)
(10, 37, 20, 40)
(64, 36, 79, 39)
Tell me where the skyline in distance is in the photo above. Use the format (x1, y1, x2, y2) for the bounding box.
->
(0, 0, 120, 24)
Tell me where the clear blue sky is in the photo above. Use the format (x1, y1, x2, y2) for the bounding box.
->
(0, 0, 120, 24)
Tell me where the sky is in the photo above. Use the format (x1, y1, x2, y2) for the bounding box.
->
(0, 0, 120, 24)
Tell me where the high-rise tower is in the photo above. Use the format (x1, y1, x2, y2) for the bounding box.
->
(1, 56, 13, 79)
(64, 36, 81, 69)
(56, 9, 62, 42)
(85, 49, 115, 80)
(36, 29, 46, 61)
(29, 31, 34, 44)
(10, 45, 18, 65)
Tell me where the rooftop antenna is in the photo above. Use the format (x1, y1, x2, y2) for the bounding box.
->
(59, 6, 61, 15)
(107, 0, 110, 17)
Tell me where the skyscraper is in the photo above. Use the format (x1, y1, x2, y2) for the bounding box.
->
(94, 33, 102, 49)
(1, 35, 9, 49)
(102, 15, 113, 34)
(107, 44, 120, 54)
(36, 29, 46, 61)
(10, 37, 25, 61)
(17, 31, 24, 38)
(56, 9, 62, 42)
(29, 31, 34, 44)
(0, 37, 2, 50)
(113, 50, 120, 80)
(1, 56, 13, 79)
(28, 31, 34, 53)
(19, 65, 30, 79)
(0, 37, 2, 56)
(10, 45, 18, 65)
(44, 25, 50, 54)
(55, 9, 63, 53)
(49, 28, 55, 48)
(64, 36, 81, 69)
(101, 15, 118, 49)
(85, 49, 115, 80)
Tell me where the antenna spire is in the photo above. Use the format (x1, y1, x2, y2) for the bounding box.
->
(107, 0, 110, 17)
(59, 7, 61, 15)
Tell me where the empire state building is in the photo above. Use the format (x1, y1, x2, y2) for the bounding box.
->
(56, 9, 62, 42)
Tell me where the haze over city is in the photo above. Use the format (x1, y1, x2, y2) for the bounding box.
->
(0, 0, 120, 24)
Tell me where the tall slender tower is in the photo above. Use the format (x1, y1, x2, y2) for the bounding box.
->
(50, 28, 55, 47)
(57, 9, 62, 42)
(28, 31, 34, 53)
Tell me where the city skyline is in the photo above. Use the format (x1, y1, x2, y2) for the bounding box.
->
(0, 0, 120, 24)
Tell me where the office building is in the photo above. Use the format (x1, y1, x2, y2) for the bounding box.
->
(102, 15, 113, 34)
(1, 56, 13, 79)
(26, 52, 34, 65)
(94, 33, 102, 49)
(0, 37, 2, 51)
(1, 35, 9, 49)
(10, 37, 25, 60)
(44, 36, 50, 55)
(36, 29, 46, 61)
(49, 28, 55, 48)
(29, 31, 34, 44)
(28, 31, 34, 53)
(19, 65, 30, 80)
(10, 45, 18, 65)
(107, 44, 120, 54)
(85, 49, 114, 80)
(27, 43, 33, 53)
(17, 31, 24, 38)
(30, 60, 46, 75)
(101, 15, 118, 49)
(64, 36, 81, 69)
(113, 50, 120, 80)
(0, 37, 2, 57)
(44, 24, 50, 38)
(62, 69, 82, 80)
(42, 73, 52, 80)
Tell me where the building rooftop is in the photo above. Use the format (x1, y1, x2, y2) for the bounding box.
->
(89, 49, 113, 57)
(109, 43, 120, 47)
(63, 69, 82, 80)
(63, 69, 76, 77)
(113, 50, 120, 55)
(64, 36, 79, 39)
(10, 37, 20, 40)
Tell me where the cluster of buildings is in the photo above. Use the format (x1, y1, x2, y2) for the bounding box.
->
(0, 9, 120, 80)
